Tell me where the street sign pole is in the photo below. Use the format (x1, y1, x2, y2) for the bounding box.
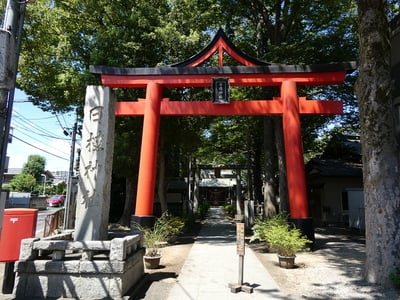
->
(229, 222, 253, 294)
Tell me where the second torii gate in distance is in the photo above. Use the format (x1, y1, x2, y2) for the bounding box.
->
(90, 29, 354, 238)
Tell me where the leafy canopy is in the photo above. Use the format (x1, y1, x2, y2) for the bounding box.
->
(9, 174, 37, 193)
(8, 155, 46, 193)
(22, 155, 46, 181)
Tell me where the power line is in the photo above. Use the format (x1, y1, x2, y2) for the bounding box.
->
(12, 118, 71, 141)
(12, 127, 71, 157)
(12, 110, 65, 137)
(10, 134, 69, 161)
(8, 100, 79, 169)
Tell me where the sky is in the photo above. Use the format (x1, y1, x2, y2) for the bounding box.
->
(6, 89, 79, 172)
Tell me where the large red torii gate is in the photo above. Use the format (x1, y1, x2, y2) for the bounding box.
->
(90, 29, 354, 232)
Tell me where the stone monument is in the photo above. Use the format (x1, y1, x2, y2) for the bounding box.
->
(74, 85, 115, 241)
(13, 86, 145, 299)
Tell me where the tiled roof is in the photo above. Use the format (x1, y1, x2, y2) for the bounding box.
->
(306, 159, 362, 177)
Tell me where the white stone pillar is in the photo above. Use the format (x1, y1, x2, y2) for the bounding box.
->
(74, 86, 115, 241)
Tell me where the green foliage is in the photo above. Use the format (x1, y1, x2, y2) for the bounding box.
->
(22, 155, 46, 181)
(196, 202, 210, 219)
(251, 213, 310, 256)
(265, 223, 311, 257)
(54, 181, 67, 195)
(223, 204, 235, 218)
(196, 117, 260, 166)
(9, 155, 47, 193)
(15, 1, 376, 230)
(9, 174, 37, 192)
(389, 268, 400, 288)
(156, 212, 185, 240)
(42, 181, 67, 197)
(251, 214, 287, 243)
(132, 212, 184, 257)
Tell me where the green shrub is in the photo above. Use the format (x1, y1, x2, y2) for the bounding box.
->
(223, 204, 235, 217)
(250, 213, 288, 243)
(196, 202, 210, 219)
(132, 212, 184, 257)
(250, 213, 310, 256)
(250, 218, 270, 242)
(390, 268, 400, 288)
(265, 223, 310, 256)
(156, 212, 185, 239)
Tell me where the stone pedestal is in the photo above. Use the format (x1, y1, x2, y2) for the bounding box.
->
(13, 233, 145, 299)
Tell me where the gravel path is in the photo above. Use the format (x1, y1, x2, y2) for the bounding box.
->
(251, 227, 400, 299)
(2, 221, 399, 299)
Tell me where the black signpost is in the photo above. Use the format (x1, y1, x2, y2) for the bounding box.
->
(229, 222, 254, 293)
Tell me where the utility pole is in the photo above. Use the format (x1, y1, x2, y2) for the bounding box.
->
(63, 113, 78, 229)
(0, 0, 32, 294)
(0, 0, 30, 236)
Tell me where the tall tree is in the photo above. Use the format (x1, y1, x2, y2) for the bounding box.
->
(8, 155, 46, 192)
(16, 0, 363, 224)
(18, 0, 215, 223)
(22, 154, 46, 181)
(355, 0, 400, 287)
(9, 173, 37, 192)
(230, 0, 358, 216)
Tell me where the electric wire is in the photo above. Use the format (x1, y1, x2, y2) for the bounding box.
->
(12, 117, 71, 141)
(10, 135, 69, 161)
(55, 113, 67, 132)
(9, 103, 80, 167)
(12, 127, 71, 157)
(13, 109, 77, 139)
(12, 110, 70, 139)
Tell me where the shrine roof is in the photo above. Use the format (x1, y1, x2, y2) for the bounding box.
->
(89, 62, 356, 76)
(90, 28, 356, 77)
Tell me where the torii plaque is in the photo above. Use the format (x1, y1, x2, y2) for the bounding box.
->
(90, 29, 355, 237)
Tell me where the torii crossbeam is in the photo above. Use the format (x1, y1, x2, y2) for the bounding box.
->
(90, 29, 355, 237)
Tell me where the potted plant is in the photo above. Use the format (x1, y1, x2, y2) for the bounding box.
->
(251, 213, 311, 268)
(133, 212, 184, 269)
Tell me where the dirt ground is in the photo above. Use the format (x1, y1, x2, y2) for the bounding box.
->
(2, 221, 399, 299)
(134, 225, 400, 300)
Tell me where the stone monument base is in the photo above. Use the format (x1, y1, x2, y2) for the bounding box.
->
(13, 232, 145, 299)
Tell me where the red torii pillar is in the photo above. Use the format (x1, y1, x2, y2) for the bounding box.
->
(281, 81, 314, 238)
(132, 81, 317, 238)
(281, 81, 308, 219)
(135, 82, 162, 220)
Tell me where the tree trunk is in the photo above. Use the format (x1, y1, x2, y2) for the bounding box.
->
(263, 116, 277, 217)
(274, 117, 289, 213)
(253, 141, 264, 206)
(158, 135, 168, 213)
(118, 176, 135, 227)
(356, 0, 400, 287)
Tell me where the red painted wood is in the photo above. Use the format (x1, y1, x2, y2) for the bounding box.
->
(99, 29, 349, 218)
(135, 82, 162, 216)
(183, 31, 258, 67)
(115, 99, 342, 116)
(281, 81, 309, 219)
(298, 98, 343, 114)
(100, 71, 346, 88)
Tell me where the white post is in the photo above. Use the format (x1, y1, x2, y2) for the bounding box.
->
(41, 174, 46, 196)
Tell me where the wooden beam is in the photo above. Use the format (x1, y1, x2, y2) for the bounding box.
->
(101, 71, 347, 88)
(115, 99, 343, 116)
